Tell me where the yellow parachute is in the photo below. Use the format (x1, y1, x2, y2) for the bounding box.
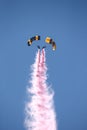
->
(27, 35, 40, 46)
(45, 37, 56, 50)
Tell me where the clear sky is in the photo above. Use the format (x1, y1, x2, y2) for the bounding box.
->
(0, 0, 87, 130)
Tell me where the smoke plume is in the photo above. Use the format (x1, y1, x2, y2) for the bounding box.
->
(25, 49, 57, 130)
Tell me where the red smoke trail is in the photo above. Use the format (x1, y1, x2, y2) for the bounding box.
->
(25, 49, 57, 130)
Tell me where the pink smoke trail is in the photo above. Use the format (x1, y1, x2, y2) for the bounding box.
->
(25, 49, 57, 130)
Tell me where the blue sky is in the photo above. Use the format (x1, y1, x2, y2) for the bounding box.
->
(0, 0, 87, 130)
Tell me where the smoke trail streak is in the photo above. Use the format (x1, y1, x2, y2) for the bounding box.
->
(25, 49, 57, 130)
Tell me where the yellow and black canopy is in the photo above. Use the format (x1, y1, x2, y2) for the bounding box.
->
(27, 35, 40, 46)
(45, 37, 56, 50)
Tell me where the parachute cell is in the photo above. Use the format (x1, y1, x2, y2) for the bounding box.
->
(45, 37, 52, 44)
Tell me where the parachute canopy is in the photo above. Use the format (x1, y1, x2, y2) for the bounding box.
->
(45, 37, 56, 50)
(27, 35, 40, 46)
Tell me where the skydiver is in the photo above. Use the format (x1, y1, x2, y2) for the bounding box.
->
(42, 46, 46, 49)
(37, 45, 40, 49)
